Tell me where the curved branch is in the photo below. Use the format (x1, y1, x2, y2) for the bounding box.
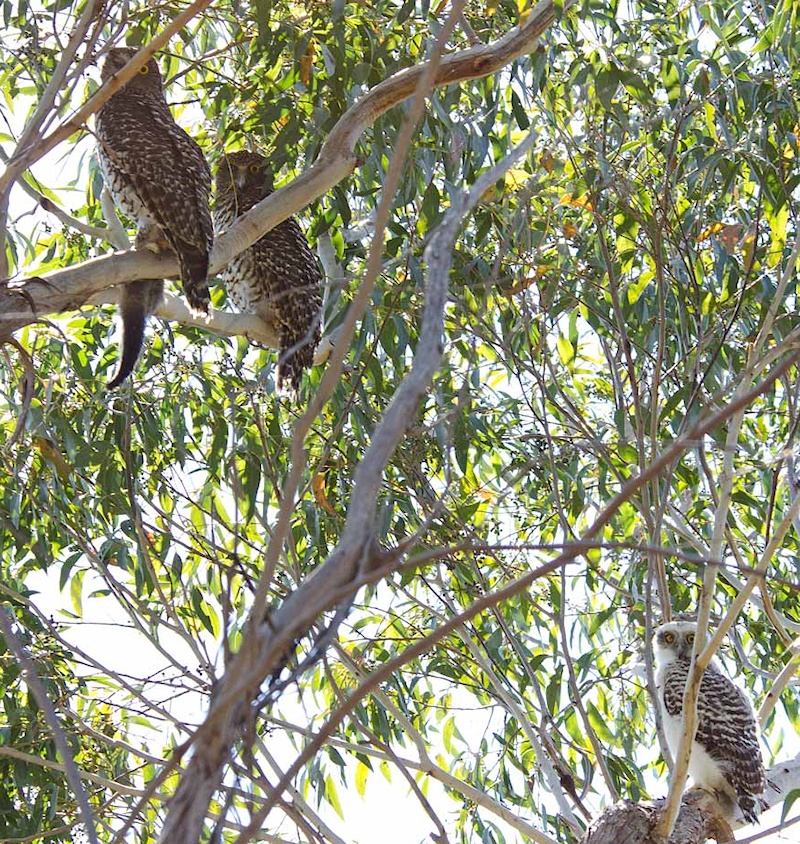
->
(1, 0, 563, 341)
(155, 27, 545, 840)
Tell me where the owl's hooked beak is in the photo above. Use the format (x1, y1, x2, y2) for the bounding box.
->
(234, 167, 249, 190)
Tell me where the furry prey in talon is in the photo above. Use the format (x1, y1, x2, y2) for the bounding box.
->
(106, 279, 164, 389)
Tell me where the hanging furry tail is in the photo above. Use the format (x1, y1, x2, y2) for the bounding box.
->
(107, 279, 164, 389)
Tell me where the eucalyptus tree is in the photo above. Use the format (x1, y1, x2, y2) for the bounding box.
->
(1, 2, 799, 843)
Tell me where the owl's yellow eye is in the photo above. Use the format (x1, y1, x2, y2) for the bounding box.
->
(664, 632, 675, 644)
(138, 65, 149, 75)
(249, 164, 262, 173)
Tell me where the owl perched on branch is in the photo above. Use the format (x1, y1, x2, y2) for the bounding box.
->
(653, 621, 766, 823)
(214, 151, 322, 393)
(95, 47, 213, 388)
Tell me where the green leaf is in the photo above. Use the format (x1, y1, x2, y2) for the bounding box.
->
(556, 335, 575, 366)
(355, 760, 369, 798)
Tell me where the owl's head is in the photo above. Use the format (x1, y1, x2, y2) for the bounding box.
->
(215, 151, 270, 194)
(653, 620, 701, 665)
(100, 47, 163, 95)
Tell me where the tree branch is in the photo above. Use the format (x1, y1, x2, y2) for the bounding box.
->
(1, 0, 564, 343)
(581, 753, 800, 844)
(154, 44, 543, 841)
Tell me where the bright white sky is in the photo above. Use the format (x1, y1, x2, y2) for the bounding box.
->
(26, 565, 799, 844)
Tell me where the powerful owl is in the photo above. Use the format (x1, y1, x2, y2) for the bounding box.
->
(95, 47, 213, 388)
(214, 151, 322, 393)
(653, 621, 765, 822)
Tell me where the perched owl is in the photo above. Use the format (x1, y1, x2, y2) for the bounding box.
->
(214, 151, 322, 393)
(653, 621, 765, 822)
(95, 47, 213, 388)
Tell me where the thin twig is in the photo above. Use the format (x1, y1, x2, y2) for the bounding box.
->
(0, 605, 101, 844)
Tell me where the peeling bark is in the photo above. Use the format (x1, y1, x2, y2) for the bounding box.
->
(582, 754, 800, 844)
(581, 790, 732, 844)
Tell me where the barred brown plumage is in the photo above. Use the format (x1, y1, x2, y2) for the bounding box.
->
(653, 621, 766, 823)
(95, 47, 213, 388)
(214, 151, 322, 393)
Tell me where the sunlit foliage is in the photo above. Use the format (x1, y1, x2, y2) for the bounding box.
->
(1, 1, 799, 842)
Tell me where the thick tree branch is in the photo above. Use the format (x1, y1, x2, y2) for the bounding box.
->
(0, 0, 564, 344)
(154, 43, 542, 842)
(581, 753, 800, 844)
(581, 789, 731, 844)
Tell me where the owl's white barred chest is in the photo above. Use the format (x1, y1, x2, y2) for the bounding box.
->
(656, 658, 737, 793)
(652, 621, 765, 823)
(221, 248, 276, 322)
(96, 95, 157, 233)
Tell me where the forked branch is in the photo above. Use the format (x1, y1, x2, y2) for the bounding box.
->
(0, 0, 564, 344)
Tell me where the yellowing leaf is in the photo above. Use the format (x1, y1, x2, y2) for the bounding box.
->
(556, 335, 574, 366)
(299, 40, 317, 87)
(34, 436, 72, 479)
(299, 56, 313, 87)
(312, 472, 336, 514)
(325, 775, 343, 819)
(70, 568, 84, 616)
(740, 224, 757, 266)
(504, 167, 531, 189)
(355, 761, 369, 798)
(627, 270, 653, 305)
(696, 221, 726, 243)
(767, 207, 789, 268)
(558, 193, 594, 210)
(703, 101, 717, 139)
(443, 717, 456, 753)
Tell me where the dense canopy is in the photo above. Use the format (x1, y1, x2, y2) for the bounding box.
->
(1, 1, 799, 843)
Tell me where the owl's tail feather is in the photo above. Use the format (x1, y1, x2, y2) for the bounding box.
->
(277, 322, 321, 395)
(177, 246, 211, 315)
(737, 794, 761, 825)
(107, 280, 164, 389)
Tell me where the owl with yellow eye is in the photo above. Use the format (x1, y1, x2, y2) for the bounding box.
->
(213, 151, 322, 394)
(653, 621, 765, 823)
